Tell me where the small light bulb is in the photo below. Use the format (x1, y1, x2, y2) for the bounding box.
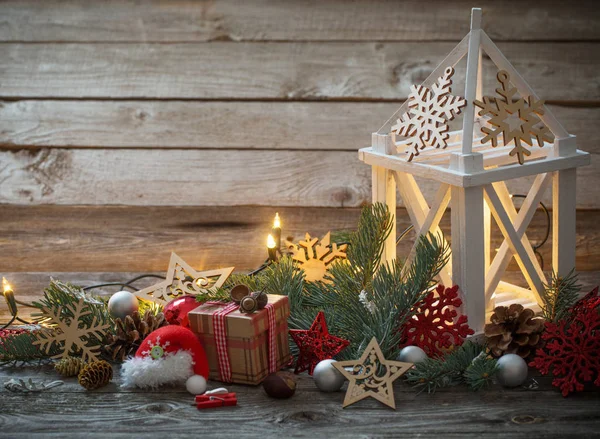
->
(273, 213, 281, 229)
(267, 234, 277, 249)
(2, 277, 11, 293)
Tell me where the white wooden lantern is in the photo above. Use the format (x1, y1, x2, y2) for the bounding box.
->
(359, 8, 590, 332)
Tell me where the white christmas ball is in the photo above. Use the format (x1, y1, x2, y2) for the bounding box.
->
(186, 375, 207, 395)
(107, 290, 139, 320)
(397, 346, 428, 364)
(496, 354, 528, 387)
(313, 359, 345, 392)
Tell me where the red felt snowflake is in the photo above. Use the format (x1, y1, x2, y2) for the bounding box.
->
(289, 311, 350, 375)
(402, 284, 474, 357)
(570, 287, 600, 317)
(529, 306, 600, 396)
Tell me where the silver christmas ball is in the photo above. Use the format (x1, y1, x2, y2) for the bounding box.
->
(107, 290, 139, 320)
(496, 354, 528, 387)
(313, 359, 345, 392)
(397, 345, 428, 364)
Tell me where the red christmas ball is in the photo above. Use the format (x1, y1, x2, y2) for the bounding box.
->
(164, 296, 199, 328)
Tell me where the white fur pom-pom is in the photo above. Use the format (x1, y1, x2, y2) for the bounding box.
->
(186, 375, 207, 395)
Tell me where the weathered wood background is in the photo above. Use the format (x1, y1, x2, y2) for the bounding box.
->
(0, 0, 599, 285)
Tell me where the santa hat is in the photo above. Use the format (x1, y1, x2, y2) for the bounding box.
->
(121, 325, 209, 392)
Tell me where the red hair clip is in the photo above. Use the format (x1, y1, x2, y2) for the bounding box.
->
(196, 388, 237, 409)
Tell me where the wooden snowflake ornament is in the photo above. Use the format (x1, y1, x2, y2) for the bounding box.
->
(33, 298, 111, 363)
(135, 252, 234, 306)
(474, 70, 554, 165)
(286, 232, 347, 282)
(391, 66, 466, 161)
(333, 337, 413, 409)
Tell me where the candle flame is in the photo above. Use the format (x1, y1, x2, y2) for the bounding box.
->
(273, 212, 281, 229)
(2, 277, 11, 293)
(267, 234, 277, 249)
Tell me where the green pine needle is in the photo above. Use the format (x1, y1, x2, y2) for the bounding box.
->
(540, 269, 581, 322)
(406, 342, 498, 393)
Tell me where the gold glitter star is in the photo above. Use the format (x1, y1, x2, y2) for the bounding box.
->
(333, 337, 413, 409)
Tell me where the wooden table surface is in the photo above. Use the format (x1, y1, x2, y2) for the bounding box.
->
(0, 364, 598, 438)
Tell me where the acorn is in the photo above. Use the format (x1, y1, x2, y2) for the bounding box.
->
(230, 285, 251, 304)
(252, 291, 268, 309)
(239, 295, 258, 314)
(263, 371, 297, 399)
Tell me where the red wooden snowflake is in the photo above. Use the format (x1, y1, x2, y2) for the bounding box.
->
(529, 306, 600, 396)
(401, 284, 474, 357)
(289, 311, 350, 375)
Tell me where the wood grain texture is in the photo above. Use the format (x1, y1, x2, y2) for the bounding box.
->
(1, 0, 599, 42)
(0, 206, 598, 275)
(1, 146, 598, 208)
(1, 102, 597, 152)
(0, 365, 598, 438)
(1, 42, 597, 100)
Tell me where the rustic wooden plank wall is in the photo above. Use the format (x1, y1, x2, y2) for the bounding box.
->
(0, 0, 599, 208)
(0, 0, 598, 278)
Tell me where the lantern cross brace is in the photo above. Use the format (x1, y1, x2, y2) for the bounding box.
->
(394, 171, 452, 286)
(483, 180, 549, 306)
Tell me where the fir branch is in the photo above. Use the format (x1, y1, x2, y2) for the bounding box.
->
(540, 269, 581, 322)
(406, 342, 497, 393)
(464, 352, 498, 391)
(0, 329, 58, 366)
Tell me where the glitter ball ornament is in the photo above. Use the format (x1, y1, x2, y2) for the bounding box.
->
(313, 359, 345, 392)
(108, 291, 139, 320)
(397, 346, 428, 364)
(496, 354, 528, 387)
(164, 295, 199, 328)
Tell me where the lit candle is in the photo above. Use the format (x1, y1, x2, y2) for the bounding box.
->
(272, 212, 281, 250)
(2, 277, 18, 317)
(267, 234, 278, 261)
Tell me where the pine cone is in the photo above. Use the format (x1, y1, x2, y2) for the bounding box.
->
(102, 310, 167, 362)
(484, 304, 545, 358)
(78, 360, 113, 390)
(54, 357, 85, 377)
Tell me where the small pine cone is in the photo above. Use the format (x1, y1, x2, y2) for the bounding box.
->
(78, 360, 113, 390)
(484, 303, 545, 359)
(54, 357, 85, 377)
(102, 310, 167, 362)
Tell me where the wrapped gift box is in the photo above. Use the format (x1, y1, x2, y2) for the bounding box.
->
(188, 294, 290, 385)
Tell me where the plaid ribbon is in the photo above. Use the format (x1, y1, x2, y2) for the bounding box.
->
(265, 303, 277, 374)
(210, 302, 239, 383)
(209, 301, 279, 382)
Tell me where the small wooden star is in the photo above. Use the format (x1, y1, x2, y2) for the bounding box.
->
(135, 252, 234, 306)
(289, 311, 349, 375)
(333, 337, 413, 409)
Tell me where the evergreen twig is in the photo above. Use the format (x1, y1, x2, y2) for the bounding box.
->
(405, 342, 498, 392)
(540, 269, 581, 322)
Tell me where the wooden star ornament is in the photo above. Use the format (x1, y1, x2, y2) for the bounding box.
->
(135, 252, 234, 306)
(333, 337, 413, 409)
(289, 311, 349, 375)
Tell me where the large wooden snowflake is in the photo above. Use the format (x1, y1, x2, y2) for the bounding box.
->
(286, 232, 347, 282)
(474, 70, 554, 165)
(391, 66, 466, 161)
(33, 298, 111, 363)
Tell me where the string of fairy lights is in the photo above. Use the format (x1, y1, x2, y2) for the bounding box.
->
(0, 200, 551, 330)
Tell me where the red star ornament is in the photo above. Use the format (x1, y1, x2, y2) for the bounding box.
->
(289, 311, 349, 375)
